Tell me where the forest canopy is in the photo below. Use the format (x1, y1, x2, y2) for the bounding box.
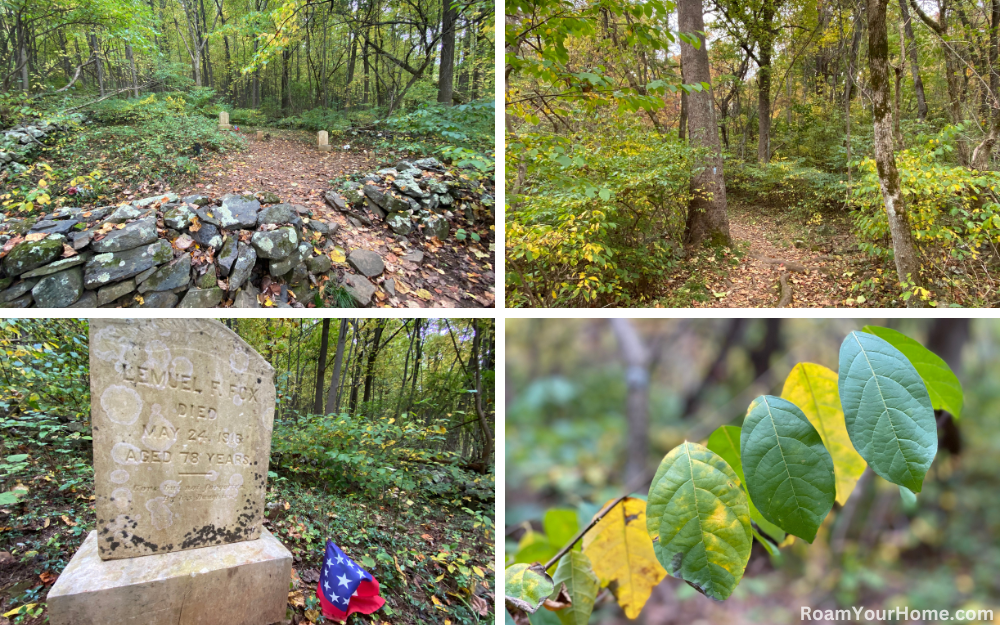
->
(505, 0, 1000, 308)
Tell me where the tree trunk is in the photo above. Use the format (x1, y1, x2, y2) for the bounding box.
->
(18, 17, 29, 94)
(126, 44, 139, 97)
(610, 319, 650, 486)
(313, 320, 330, 415)
(471, 320, 493, 467)
(678, 87, 688, 139)
(361, 320, 386, 411)
(757, 4, 775, 163)
(325, 320, 349, 414)
(971, 0, 1000, 170)
(90, 32, 105, 97)
(437, 0, 457, 104)
(678, 0, 730, 246)
(281, 48, 292, 112)
(897, 0, 927, 120)
(868, 0, 922, 300)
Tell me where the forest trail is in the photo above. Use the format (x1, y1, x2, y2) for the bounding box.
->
(691, 207, 859, 308)
(176, 129, 495, 308)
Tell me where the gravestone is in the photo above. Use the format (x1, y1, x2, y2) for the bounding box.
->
(47, 319, 291, 625)
(256, 130, 264, 141)
(218, 111, 231, 130)
(317, 130, 331, 152)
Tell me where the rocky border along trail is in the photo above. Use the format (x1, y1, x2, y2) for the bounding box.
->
(179, 132, 495, 308)
(0, 155, 494, 308)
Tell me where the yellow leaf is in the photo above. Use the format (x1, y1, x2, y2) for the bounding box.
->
(329, 247, 347, 263)
(61, 515, 77, 527)
(581, 497, 666, 619)
(781, 363, 867, 505)
(24, 232, 48, 242)
(288, 590, 305, 608)
(414, 289, 433, 300)
(38, 179, 48, 188)
(3, 603, 36, 617)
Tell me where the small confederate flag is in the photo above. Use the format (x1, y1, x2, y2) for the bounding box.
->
(316, 540, 385, 622)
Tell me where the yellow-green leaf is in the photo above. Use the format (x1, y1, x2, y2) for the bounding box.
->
(781, 363, 867, 505)
(550, 551, 599, 625)
(581, 497, 665, 618)
(504, 563, 554, 614)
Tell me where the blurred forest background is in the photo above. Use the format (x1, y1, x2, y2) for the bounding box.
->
(0, 317, 494, 624)
(506, 318, 999, 624)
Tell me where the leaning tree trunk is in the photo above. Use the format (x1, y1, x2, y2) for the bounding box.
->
(868, 0, 922, 301)
(678, 0, 730, 246)
(897, 0, 927, 120)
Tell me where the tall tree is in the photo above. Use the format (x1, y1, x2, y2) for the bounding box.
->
(868, 0, 922, 300)
(438, 0, 457, 104)
(897, 0, 927, 120)
(313, 320, 330, 415)
(678, 0, 730, 245)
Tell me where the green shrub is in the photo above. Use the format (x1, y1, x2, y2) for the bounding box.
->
(228, 107, 268, 126)
(727, 158, 845, 214)
(506, 121, 694, 307)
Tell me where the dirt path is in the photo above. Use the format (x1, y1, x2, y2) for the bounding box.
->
(176, 129, 495, 308)
(691, 206, 858, 308)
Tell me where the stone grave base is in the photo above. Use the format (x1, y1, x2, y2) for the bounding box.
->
(318, 145, 331, 152)
(47, 528, 291, 625)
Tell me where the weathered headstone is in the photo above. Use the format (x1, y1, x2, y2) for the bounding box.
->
(318, 130, 331, 152)
(218, 111, 231, 130)
(47, 319, 290, 625)
(256, 130, 264, 141)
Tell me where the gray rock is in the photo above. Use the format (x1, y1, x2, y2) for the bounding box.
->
(363, 185, 388, 209)
(2, 218, 35, 236)
(31, 267, 83, 308)
(135, 266, 158, 285)
(163, 205, 197, 229)
(233, 288, 259, 308)
(384, 278, 396, 297)
(438, 193, 454, 207)
(342, 181, 363, 193)
(257, 191, 281, 205)
(30, 219, 80, 236)
(196, 267, 217, 289)
(191, 223, 224, 249)
(305, 219, 331, 235)
(377, 168, 398, 177)
(343, 274, 375, 306)
(393, 173, 427, 199)
(84, 240, 173, 289)
(402, 250, 424, 265)
(384, 193, 411, 214)
(105, 204, 146, 224)
(394, 160, 419, 172)
(217, 235, 239, 277)
(21, 254, 89, 279)
(134, 193, 177, 208)
(2, 236, 65, 276)
(347, 216, 363, 228)
(362, 174, 381, 184)
(178, 287, 224, 308)
(137, 291, 178, 307)
(305, 254, 332, 274)
(67, 290, 98, 308)
(270, 244, 308, 277)
(421, 195, 441, 212)
(425, 179, 450, 195)
(289, 263, 309, 285)
(414, 157, 444, 170)
(70, 231, 91, 250)
(347, 249, 384, 278)
(228, 243, 257, 292)
(257, 203, 301, 227)
(91, 216, 158, 253)
(365, 199, 386, 220)
(422, 214, 449, 239)
(75, 206, 113, 222)
(98, 279, 137, 305)
(2, 278, 39, 302)
(214, 195, 261, 229)
(0, 294, 32, 308)
(387, 213, 413, 235)
(325, 191, 350, 212)
(251, 226, 298, 259)
(182, 194, 212, 206)
(138, 255, 191, 294)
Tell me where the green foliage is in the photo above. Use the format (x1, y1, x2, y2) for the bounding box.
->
(379, 100, 495, 174)
(862, 325, 964, 418)
(838, 331, 938, 492)
(505, 563, 555, 614)
(741, 395, 835, 543)
(726, 158, 845, 215)
(550, 551, 599, 625)
(506, 121, 695, 306)
(645, 442, 752, 600)
(228, 107, 269, 126)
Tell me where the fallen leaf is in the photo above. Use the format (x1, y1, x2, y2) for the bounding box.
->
(288, 590, 305, 609)
(23, 232, 48, 242)
(40, 571, 57, 584)
(414, 289, 433, 301)
(61, 515, 76, 527)
(61, 244, 78, 258)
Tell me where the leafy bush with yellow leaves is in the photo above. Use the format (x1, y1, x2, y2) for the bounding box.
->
(506, 121, 695, 307)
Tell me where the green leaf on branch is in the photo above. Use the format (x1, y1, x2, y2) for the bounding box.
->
(861, 325, 964, 419)
(838, 331, 938, 493)
(741, 396, 836, 543)
(505, 563, 555, 615)
(646, 442, 752, 600)
(550, 551, 599, 625)
(543, 508, 580, 551)
(706, 425, 786, 542)
(780, 363, 867, 505)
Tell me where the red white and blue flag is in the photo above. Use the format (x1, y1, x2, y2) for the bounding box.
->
(316, 540, 385, 622)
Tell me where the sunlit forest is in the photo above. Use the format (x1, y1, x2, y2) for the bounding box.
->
(505, 319, 999, 624)
(506, 0, 1000, 308)
(0, 318, 495, 623)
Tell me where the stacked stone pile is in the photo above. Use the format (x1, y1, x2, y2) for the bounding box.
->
(1, 114, 84, 170)
(0, 192, 346, 308)
(322, 157, 494, 240)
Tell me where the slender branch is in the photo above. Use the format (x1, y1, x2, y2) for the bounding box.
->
(543, 494, 629, 570)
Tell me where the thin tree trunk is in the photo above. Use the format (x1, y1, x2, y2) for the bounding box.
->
(126, 44, 139, 97)
(757, 3, 775, 163)
(325, 320, 349, 414)
(437, 0, 457, 104)
(897, 0, 927, 120)
(610, 319, 650, 486)
(313, 320, 330, 415)
(678, 0, 730, 245)
(471, 320, 493, 467)
(90, 32, 105, 96)
(868, 0, 923, 300)
(361, 320, 386, 411)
